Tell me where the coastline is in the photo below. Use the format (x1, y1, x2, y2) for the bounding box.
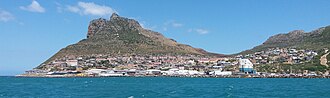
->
(15, 74, 330, 78)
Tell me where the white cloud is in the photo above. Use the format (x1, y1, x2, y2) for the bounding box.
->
(163, 27, 168, 31)
(196, 29, 209, 34)
(55, 2, 63, 13)
(139, 21, 148, 28)
(188, 28, 209, 34)
(0, 10, 15, 22)
(20, 0, 45, 13)
(67, 2, 116, 17)
(172, 23, 183, 28)
(139, 21, 157, 30)
(160, 20, 183, 31)
(164, 20, 183, 28)
(67, 6, 80, 13)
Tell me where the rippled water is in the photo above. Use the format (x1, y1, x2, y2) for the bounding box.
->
(0, 77, 329, 98)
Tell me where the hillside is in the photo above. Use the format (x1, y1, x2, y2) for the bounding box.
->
(37, 13, 222, 68)
(240, 26, 330, 55)
(237, 25, 330, 73)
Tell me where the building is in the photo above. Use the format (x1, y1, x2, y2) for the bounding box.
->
(66, 60, 78, 66)
(239, 59, 256, 74)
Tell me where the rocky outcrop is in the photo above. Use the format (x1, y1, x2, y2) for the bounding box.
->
(320, 52, 329, 66)
(87, 13, 143, 39)
(87, 18, 107, 38)
(262, 30, 306, 47)
(263, 28, 325, 47)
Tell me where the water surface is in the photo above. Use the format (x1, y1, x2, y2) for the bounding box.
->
(0, 77, 329, 98)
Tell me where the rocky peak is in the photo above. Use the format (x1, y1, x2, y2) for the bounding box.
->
(110, 13, 120, 19)
(310, 27, 325, 35)
(287, 30, 305, 38)
(263, 30, 306, 45)
(87, 18, 107, 38)
(264, 27, 327, 45)
(108, 13, 142, 30)
(288, 30, 304, 35)
(86, 13, 143, 38)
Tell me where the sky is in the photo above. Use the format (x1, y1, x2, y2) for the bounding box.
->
(1, 0, 330, 76)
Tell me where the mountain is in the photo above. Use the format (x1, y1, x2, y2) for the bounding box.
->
(37, 13, 222, 68)
(240, 25, 330, 54)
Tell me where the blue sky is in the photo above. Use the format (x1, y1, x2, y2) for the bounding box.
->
(1, 0, 330, 76)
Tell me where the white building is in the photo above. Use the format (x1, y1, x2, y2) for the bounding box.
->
(66, 60, 78, 66)
(239, 59, 255, 74)
(209, 70, 232, 76)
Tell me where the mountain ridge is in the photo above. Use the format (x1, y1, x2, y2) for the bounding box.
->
(37, 13, 223, 69)
(239, 26, 330, 55)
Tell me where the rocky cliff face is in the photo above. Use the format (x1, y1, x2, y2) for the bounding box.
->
(87, 18, 107, 38)
(240, 26, 329, 54)
(263, 30, 305, 45)
(87, 13, 143, 38)
(38, 13, 222, 68)
(263, 28, 325, 46)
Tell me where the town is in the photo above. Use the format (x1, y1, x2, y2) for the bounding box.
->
(238, 47, 319, 65)
(19, 48, 330, 78)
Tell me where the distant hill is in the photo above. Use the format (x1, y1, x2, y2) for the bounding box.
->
(37, 13, 222, 68)
(240, 25, 330, 55)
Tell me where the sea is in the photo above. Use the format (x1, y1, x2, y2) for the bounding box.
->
(0, 77, 329, 98)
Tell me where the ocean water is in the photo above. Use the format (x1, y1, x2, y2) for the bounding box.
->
(0, 77, 330, 98)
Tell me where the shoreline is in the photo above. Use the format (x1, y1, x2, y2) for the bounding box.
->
(14, 74, 330, 78)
